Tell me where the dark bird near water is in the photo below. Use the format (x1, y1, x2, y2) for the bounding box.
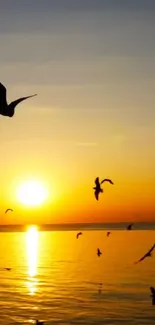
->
(135, 243, 155, 264)
(127, 223, 133, 230)
(107, 231, 111, 237)
(76, 232, 82, 239)
(36, 321, 44, 325)
(93, 177, 114, 200)
(150, 287, 155, 305)
(5, 208, 13, 214)
(5, 268, 11, 271)
(97, 248, 102, 257)
(0, 82, 37, 117)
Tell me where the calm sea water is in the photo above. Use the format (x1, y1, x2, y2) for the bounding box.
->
(0, 227, 155, 324)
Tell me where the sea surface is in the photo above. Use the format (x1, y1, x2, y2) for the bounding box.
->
(0, 225, 155, 324)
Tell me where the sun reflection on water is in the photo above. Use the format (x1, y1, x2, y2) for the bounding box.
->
(26, 225, 39, 295)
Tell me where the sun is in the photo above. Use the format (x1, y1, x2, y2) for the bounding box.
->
(17, 180, 48, 207)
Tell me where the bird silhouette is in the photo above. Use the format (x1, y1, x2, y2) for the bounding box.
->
(0, 82, 37, 117)
(127, 223, 133, 230)
(76, 232, 82, 239)
(150, 287, 155, 305)
(135, 243, 155, 264)
(93, 177, 114, 200)
(5, 268, 11, 271)
(36, 321, 44, 325)
(107, 231, 111, 237)
(97, 248, 102, 257)
(5, 208, 13, 214)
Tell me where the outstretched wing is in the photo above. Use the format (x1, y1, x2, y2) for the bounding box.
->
(135, 244, 155, 264)
(5, 208, 13, 214)
(9, 94, 37, 108)
(0, 82, 7, 107)
(150, 287, 155, 295)
(101, 179, 114, 185)
(94, 190, 99, 200)
(95, 177, 100, 186)
(148, 243, 155, 255)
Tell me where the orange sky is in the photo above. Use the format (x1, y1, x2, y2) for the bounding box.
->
(0, 1, 155, 224)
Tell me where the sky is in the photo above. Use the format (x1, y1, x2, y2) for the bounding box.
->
(0, 0, 155, 224)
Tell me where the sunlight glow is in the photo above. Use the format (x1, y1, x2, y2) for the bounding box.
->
(26, 226, 38, 294)
(17, 180, 48, 207)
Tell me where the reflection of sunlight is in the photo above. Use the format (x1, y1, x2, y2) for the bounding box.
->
(26, 225, 38, 295)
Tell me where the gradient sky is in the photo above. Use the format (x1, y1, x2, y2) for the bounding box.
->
(0, 0, 155, 224)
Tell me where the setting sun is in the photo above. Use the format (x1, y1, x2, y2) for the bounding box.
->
(17, 180, 48, 207)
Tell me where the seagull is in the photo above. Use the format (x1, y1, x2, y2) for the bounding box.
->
(5, 208, 13, 214)
(93, 177, 114, 200)
(36, 321, 44, 325)
(126, 223, 133, 230)
(107, 231, 111, 237)
(76, 232, 82, 239)
(97, 248, 102, 257)
(150, 287, 155, 305)
(0, 82, 37, 117)
(5, 268, 11, 271)
(135, 243, 155, 264)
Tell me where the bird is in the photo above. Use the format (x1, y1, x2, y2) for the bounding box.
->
(5, 268, 11, 271)
(76, 232, 82, 239)
(135, 243, 155, 264)
(0, 82, 37, 117)
(126, 223, 133, 230)
(150, 287, 155, 305)
(107, 231, 111, 237)
(5, 208, 13, 214)
(93, 177, 114, 200)
(97, 248, 102, 257)
(36, 321, 44, 325)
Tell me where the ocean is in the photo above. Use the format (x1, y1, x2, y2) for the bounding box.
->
(0, 224, 155, 324)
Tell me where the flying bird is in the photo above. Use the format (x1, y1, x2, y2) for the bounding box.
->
(150, 287, 155, 305)
(76, 232, 82, 239)
(107, 231, 111, 237)
(5, 208, 13, 214)
(93, 177, 114, 200)
(135, 243, 155, 264)
(127, 223, 133, 230)
(0, 82, 37, 117)
(5, 268, 11, 271)
(97, 248, 102, 257)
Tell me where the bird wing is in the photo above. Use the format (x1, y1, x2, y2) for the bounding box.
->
(0, 82, 7, 106)
(148, 243, 155, 255)
(95, 177, 100, 186)
(135, 244, 155, 264)
(76, 232, 82, 238)
(150, 287, 155, 295)
(101, 179, 114, 185)
(5, 209, 13, 214)
(94, 190, 99, 200)
(9, 94, 37, 108)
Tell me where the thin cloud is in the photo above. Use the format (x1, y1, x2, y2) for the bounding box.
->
(76, 142, 98, 147)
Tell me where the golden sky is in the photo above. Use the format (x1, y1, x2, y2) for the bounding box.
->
(0, 1, 155, 224)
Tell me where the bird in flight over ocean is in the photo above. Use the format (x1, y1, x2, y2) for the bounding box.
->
(93, 177, 114, 200)
(5, 268, 11, 271)
(107, 231, 111, 237)
(150, 287, 155, 305)
(135, 243, 155, 264)
(126, 223, 133, 230)
(5, 208, 13, 214)
(97, 248, 102, 257)
(76, 232, 82, 239)
(0, 82, 37, 117)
